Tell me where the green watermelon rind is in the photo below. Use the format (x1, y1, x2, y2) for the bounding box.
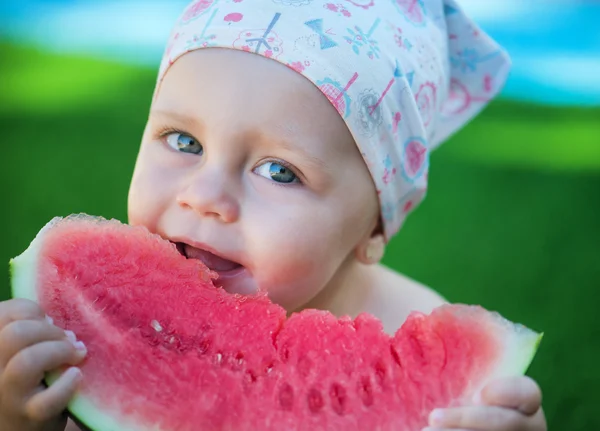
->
(9, 215, 543, 431)
(10, 216, 158, 431)
(479, 319, 542, 393)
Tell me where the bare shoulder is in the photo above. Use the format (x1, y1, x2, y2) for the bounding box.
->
(381, 264, 447, 312)
(366, 264, 447, 334)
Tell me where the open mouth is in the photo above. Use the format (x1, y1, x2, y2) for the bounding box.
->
(175, 242, 243, 274)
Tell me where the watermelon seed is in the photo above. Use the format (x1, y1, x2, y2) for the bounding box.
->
(278, 383, 294, 410)
(390, 345, 403, 368)
(235, 352, 245, 366)
(329, 383, 347, 415)
(215, 352, 223, 365)
(373, 360, 387, 387)
(151, 320, 163, 332)
(357, 376, 374, 407)
(263, 361, 275, 375)
(139, 326, 161, 346)
(307, 388, 324, 413)
(245, 370, 257, 384)
(197, 337, 212, 355)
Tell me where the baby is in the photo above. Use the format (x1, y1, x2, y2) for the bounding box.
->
(0, 1, 546, 430)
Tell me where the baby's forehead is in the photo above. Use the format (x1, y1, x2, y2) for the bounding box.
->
(154, 49, 357, 158)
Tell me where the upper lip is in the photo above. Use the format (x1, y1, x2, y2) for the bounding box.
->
(168, 236, 246, 269)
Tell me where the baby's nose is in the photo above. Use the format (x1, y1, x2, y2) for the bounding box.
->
(176, 173, 240, 223)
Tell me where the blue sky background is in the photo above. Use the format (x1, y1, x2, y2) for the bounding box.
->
(1, 0, 599, 106)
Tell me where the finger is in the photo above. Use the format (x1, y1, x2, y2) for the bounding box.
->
(531, 407, 547, 429)
(24, 367, 82, 422)
(0, 319, 69, 367)
(2, 339, 86, 396)
(0, 299, 45, 329)
(480, 376, 542, 415)
(429, 406, 524, 430)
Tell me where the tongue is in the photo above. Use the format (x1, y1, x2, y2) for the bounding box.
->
(183, 244, 241, 272)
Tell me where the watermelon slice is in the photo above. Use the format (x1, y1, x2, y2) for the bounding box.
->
(10, 215, 542, 431)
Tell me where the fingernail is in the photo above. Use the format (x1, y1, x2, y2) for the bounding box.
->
(429, 409, 445, 426)
(65, 330, 77, 344)
(65, 367, 82, 383)
(472, 390, 483, 404)
(45, 314, 54, 325)
(74, 341, 87, 353)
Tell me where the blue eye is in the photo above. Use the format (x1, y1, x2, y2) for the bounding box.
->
(254, 161, 299, 184)
(165, 133, 203, 155)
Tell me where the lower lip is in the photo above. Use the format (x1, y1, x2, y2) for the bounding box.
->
(212, 267, 258, 295)
(173, 242, 258, 295)
(214, 265, 245, 278)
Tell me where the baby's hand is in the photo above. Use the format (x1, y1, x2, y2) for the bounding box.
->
(424, 376, 546, 431)
(0, 299, 87, 431)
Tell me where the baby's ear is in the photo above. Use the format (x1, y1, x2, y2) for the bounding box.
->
(355, 223, 385, 265)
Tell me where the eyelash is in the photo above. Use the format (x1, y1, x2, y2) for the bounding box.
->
(259, 158, 304, 187)
(155, 126, 189, 140)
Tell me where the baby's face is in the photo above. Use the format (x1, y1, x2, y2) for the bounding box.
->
(128, 49, 379, 311)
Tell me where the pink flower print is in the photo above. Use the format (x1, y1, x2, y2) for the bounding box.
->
(393, 0, 426, 26)
(392, 27, 407, 49)
(242, 45, 251, 52)
(181, 0, 216, 23)
(382, 168, 397, 184)
(224, 12, 243, 23)
(317, 74, 357, 119)
(320, 81, 351, 117)
(394, 34, 403, 48)
(345, 0, 375, 10)
(415, 82, 436, 127)
(382, 155, 397, 184)
(265, 50, 273, 58)
(289, 61, 306, 72)
(403, 200, 413, 213)
(442, 78, 470, 116)
(403, 139, 427, 179)
(484, 74, 492, 92)
(392, 112, 401, 133)
(325, 3, 352, 17)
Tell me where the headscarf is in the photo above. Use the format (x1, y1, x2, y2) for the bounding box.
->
(156, 0, 510, 240)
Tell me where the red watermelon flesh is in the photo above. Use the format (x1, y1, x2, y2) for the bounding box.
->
(10, 215, 542, 431)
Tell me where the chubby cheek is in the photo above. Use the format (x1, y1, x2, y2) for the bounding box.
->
(248, 213, 348, 310)
(127, 144, 174, 231)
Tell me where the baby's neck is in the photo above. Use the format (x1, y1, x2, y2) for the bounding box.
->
(295, 261, 447, 334)
(296, 259, 379, 320)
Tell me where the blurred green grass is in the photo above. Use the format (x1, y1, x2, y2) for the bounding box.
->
(1, 43, 599, 429)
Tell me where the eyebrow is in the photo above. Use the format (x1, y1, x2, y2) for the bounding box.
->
(271, 137, 328, 172)
(149, 109, 204, 130)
